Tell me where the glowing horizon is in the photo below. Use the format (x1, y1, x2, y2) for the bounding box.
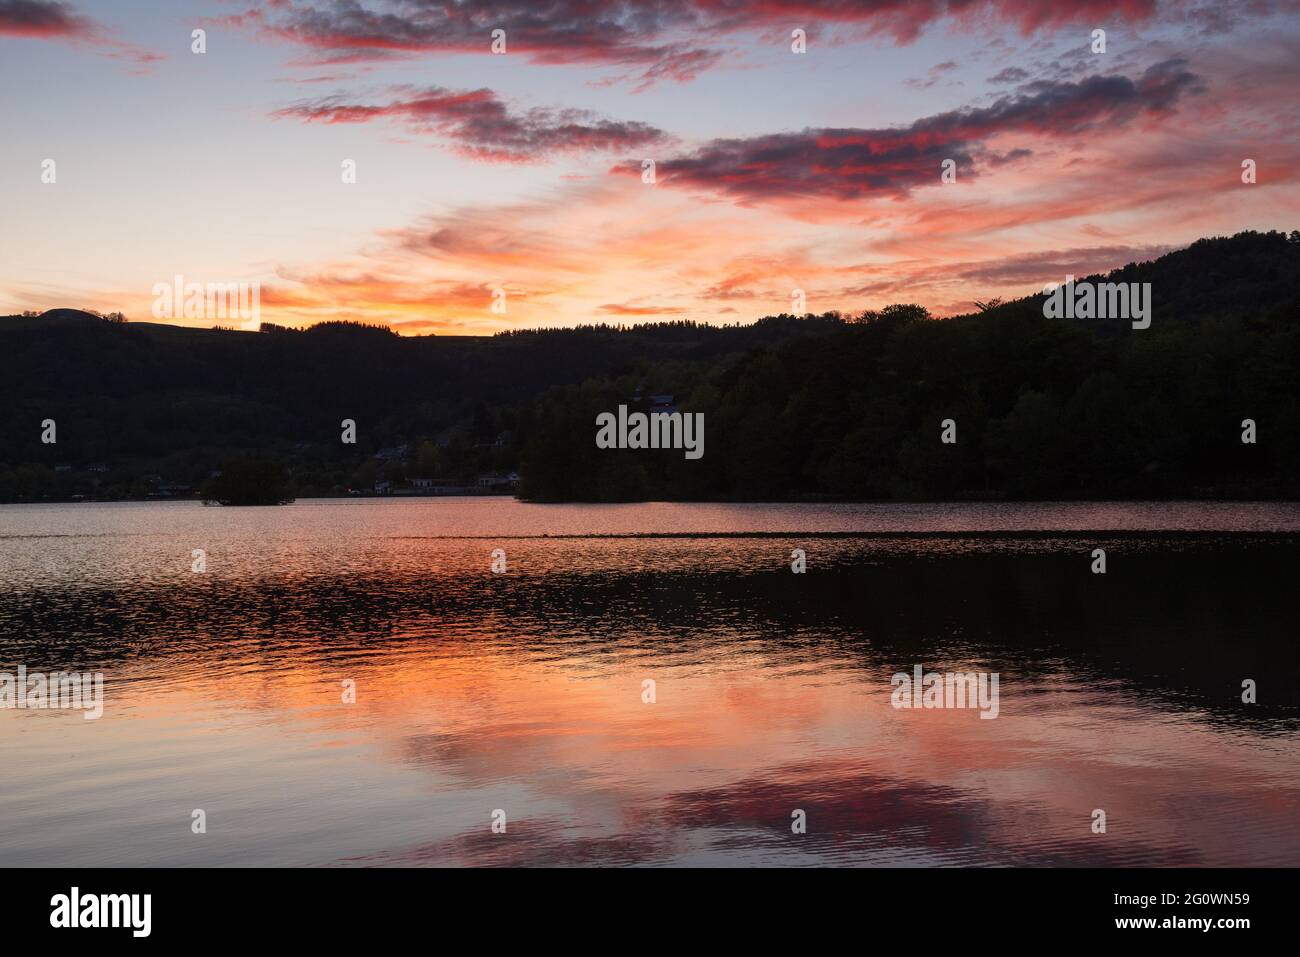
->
(2, 0, 1298, 335)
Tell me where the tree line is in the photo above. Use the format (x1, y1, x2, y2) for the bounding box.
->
(1, 230, 1297, 503)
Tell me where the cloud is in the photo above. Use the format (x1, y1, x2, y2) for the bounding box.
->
(236, 178, 836, 332)
(623, 60, 1203, 204)
(598, 302, 688, 316)
(0, 0, 165, 67)
(273, 85, 665, 162)
(220, 0, 720, 86)
(988, 66, 1030, 84)
(0, 0, 87, 36)
(221, 0, 1169, 85)
(906, 59, 962, 89)
(950, 244, 1178, 285)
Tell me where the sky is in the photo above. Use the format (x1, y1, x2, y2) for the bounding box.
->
(1, 0, 1298, 334)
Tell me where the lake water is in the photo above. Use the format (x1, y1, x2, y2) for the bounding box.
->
(2, 499, 1299, 867)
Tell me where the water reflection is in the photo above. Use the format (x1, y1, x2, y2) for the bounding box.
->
(1, 500, 1298, 866)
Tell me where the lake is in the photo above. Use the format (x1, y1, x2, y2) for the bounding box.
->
(2, 499, 1299, 866)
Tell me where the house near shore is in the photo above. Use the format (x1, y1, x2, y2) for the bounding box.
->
(408, 477, 471, 494)
(150, 483, 193, 498)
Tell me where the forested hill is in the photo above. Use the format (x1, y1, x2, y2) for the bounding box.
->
(2, 229, 1298, 502)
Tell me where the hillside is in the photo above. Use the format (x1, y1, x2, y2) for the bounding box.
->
(2, 230, 1298, 502)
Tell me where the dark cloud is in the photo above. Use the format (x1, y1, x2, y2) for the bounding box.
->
(226, 0, 1168, 84)
(273, 85, 666, 162)
(988, 66, 1030, 84)
(232, 0, 719, 86)
(0, 0, 89, 37)
(0, 0, 165, 66)
(985, 147, 1033, 166)
(627, 60, 1203, 202)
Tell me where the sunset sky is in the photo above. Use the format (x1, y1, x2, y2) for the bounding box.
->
(2, 0, 1298, 334)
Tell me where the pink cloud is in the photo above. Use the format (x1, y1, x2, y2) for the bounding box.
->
(0, 0, 166, 68)
(621, 61, 1202, 204)
(216, 0, 1178, 85)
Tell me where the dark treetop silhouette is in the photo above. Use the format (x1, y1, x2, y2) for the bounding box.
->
(2, 231, 1298, 503)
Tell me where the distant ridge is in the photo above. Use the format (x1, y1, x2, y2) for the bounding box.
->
(38, 309, 104, 322)
(968, 230, 1300, 328)
(7, 230, 1299, 336)
(2, 230, 1298, 502)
